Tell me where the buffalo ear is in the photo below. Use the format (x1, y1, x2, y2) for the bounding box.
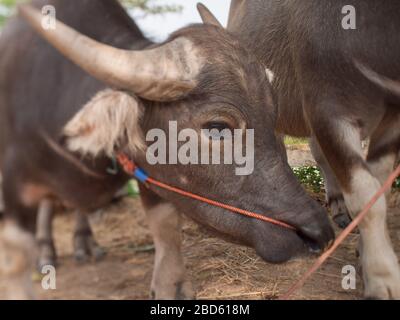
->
(197, 3, 223, 28)
(64, 90, 145, 157)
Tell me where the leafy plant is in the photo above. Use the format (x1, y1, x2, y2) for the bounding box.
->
(393, 177, 400, 190)
(0, 0, 21, 26)
(292, 166, 324, 193)
(126, 180, 140, 197)
(122, 0, 182, 17)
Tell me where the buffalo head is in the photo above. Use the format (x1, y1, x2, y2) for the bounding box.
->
(20, 4, 334, 263)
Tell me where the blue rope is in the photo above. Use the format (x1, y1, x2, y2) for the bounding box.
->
(133, 168, 149, 183)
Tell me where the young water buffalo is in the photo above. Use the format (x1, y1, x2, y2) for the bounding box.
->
(0, 0, 333, 299)
(228, 0, 400, 299)
(0, 176, 104, 269)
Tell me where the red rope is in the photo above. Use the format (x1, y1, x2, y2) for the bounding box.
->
(117, 153, 295, 230)
(146, 176, 296, 230)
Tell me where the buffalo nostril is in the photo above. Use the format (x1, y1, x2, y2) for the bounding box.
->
(307, 241, 322, 254)
(298, 222, 335, 253)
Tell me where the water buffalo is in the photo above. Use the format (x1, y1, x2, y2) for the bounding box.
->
(228, 0, 400, 299)
(0, 0, 333, 299)
(1, 170, 106, 269)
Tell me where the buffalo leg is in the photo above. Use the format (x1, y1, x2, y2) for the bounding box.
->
(37, 202, 105, 266)
(309, 136, 352, 228)
(367, 112, 399, 192)
(276, 133, 289, 162)
(141, 187, 194, 300)
(36, 199, 57, 269)
(0, 220, 36, 299)
(0, 172, 4, 216)
(73, 210, 105, 263)
(0, 160, 37, 299)
(312, 115, 400, 299)
(361, 112, 400, 298)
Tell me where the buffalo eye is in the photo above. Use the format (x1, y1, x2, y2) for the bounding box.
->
(202, 121, 233, 140)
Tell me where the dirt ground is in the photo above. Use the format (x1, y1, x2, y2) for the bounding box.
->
(0, 147, 399, 300)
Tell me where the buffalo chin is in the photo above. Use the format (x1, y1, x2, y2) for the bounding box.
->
(250, 224, 310, 264)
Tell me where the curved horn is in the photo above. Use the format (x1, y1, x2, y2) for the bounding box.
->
(197, 3, 223, 28)
(19, 5, 203, 101)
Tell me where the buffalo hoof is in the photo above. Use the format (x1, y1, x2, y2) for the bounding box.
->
(151, 280, 195, 300)
(362, 259, 400, 300)
(74, 234, 106, 264)
(363, 281, 400, 300)
(175, 281, 196, 300)
(332, 213, 352, 229)
(329, 195, 352, 229)
(364, 296, 384, 300)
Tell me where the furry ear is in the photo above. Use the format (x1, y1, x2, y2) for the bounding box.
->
(64, 89, 145, 157)
(197, 3, 223, 28)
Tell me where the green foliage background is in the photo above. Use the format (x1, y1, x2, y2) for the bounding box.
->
(0, 0, 18, 26)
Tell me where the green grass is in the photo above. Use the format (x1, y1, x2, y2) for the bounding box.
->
(126, 180, 140, 197)
(284, 136, 308, 145)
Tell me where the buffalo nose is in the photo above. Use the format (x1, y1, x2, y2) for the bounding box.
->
(298, 221, 335, 253)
